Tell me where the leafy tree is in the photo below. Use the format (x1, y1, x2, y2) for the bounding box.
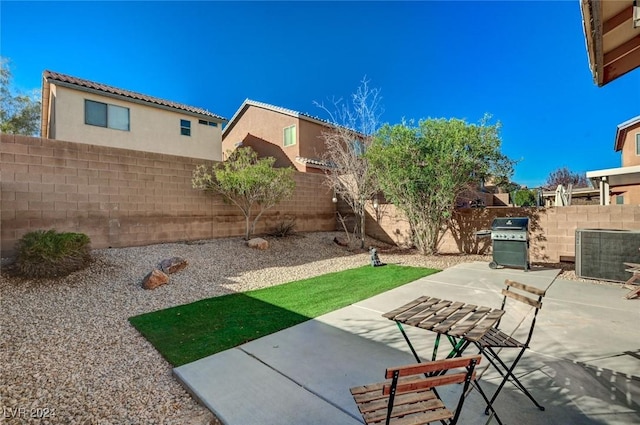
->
(367, 116, 515, 255)
(514, 189, 537, 207)
(1, 57, 41, 136)
(545, 166, 589, 189)
(192, 147, 296, 240)
(314, 77, 383, 249)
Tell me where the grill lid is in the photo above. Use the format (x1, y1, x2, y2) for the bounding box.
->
(491, 217, 529, 230)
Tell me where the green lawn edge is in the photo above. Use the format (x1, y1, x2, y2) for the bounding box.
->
(129, 264, 438, 367)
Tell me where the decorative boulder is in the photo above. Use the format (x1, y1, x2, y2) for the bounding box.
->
(142, 269, 169, 290)
(160, 257, 188, 274)
(247, 238, 269, 250)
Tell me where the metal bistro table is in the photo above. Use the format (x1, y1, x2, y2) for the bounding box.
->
(383, 296, 507, 425)
(383, 296, 505, 363)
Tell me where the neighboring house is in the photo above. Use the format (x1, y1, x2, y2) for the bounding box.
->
(221, 99, 334, 173)
(41, 71, 226, 160)
(587, 115, 640, 205)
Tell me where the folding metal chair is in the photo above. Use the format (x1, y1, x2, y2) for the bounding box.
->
(474, 279, 546, 413)
(350, 355, 483, 425)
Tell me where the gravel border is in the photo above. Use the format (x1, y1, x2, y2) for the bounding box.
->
(0, 231, 615, 424)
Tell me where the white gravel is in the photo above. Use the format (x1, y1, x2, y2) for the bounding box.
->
(0, 231, 604, 424)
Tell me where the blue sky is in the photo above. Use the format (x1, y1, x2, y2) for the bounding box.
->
(2, 0, 639, 188)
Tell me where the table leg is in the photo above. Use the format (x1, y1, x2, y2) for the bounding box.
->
(395, 321, 422, 363)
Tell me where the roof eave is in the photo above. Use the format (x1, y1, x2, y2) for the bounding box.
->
(49, 79, 225, 122)
(40, 75, 50, 138)
(222, 99, 342, 139)
(614, 115, 640, 151)
(581, 0, 605, 86)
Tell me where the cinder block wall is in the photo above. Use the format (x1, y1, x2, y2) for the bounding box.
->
(0, 135, 336, 256)
(364, 202, 640, 262)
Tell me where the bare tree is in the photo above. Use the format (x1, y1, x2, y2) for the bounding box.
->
(314, 78, 383, 249)
(544, 166, 589, 189)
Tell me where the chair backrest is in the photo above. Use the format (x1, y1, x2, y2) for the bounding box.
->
(382, 356, 481, 425)
(383, 355, 481, 392)
(498, 279, 546, 344)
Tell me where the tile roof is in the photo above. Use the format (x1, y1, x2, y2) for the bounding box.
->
(222, 99, 342, 137)
(43, 70, 225, 120)
(295, 156, 335, 169)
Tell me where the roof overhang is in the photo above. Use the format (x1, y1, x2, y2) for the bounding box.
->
(581, 0, 640, 86)
(587, 164, 640, 185)
(541, 187, 600, 198)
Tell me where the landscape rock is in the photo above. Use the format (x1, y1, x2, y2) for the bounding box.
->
(142, 269, 170, 290)
(247, 238, 269, 250)
(160, 256, 189, 274)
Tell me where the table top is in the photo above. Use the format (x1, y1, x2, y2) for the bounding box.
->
(383, 296, 505, 342)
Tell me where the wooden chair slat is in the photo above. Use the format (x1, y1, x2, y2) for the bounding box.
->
(383, 372, 473, 395)
(357, 390, 438, 415)
(385, 355, 481, 379)
(502, 288, 542, 309)
(363, 398, 445, 423)
(387, 408, 453, 425)
(505, 279, 546, 296)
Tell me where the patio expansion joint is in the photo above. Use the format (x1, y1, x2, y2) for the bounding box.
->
(236, 347, 363, 422)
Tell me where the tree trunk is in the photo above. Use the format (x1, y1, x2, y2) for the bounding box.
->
(245, 214, 251, 240)
(359, 210, 366, 249)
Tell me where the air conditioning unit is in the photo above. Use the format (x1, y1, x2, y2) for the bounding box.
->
(575, 229, 640, 282)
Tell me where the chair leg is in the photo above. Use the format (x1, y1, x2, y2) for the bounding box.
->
(470, 379, 504, 425)
(482, 346, 545, 412)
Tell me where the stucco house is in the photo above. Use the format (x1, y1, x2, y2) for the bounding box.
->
(41, 71, 226, 160)
(587, 115, 640, 204)
(221, 99, 334, 173)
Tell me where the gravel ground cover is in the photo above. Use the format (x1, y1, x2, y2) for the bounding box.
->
(0, 231, 608, 424)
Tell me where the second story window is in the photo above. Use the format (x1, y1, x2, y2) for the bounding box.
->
(198, 119, 218, 127)
(180, 119, 191, 136)
(85, 100, 129, 131)
(636, 133, 639, 155)
(284, 125, 296, 147)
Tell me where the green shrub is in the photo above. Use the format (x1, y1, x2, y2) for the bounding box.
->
(514, 189, 537, 207)
(14, 230, 92, 278)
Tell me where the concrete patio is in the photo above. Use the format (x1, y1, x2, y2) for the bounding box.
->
(174, 262, 640, 425)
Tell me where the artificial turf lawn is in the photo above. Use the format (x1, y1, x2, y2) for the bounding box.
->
(129, 264, 437, 366)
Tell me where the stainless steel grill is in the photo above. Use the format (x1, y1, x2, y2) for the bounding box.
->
(489, 217, 530, 271)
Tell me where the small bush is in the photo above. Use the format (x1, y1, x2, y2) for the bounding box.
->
(514, 189, 537, 207)
(269, 218, 297, 238)
(14, 230, 92, 278)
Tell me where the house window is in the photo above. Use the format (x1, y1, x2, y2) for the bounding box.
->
(284, 125, 296, 147)
(198, 119, 218, 127)
(85, 100, 129, 131)
(636, 133, 639, 155)
(616, 195, 624, 205)
(180, 119, 191, 136)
